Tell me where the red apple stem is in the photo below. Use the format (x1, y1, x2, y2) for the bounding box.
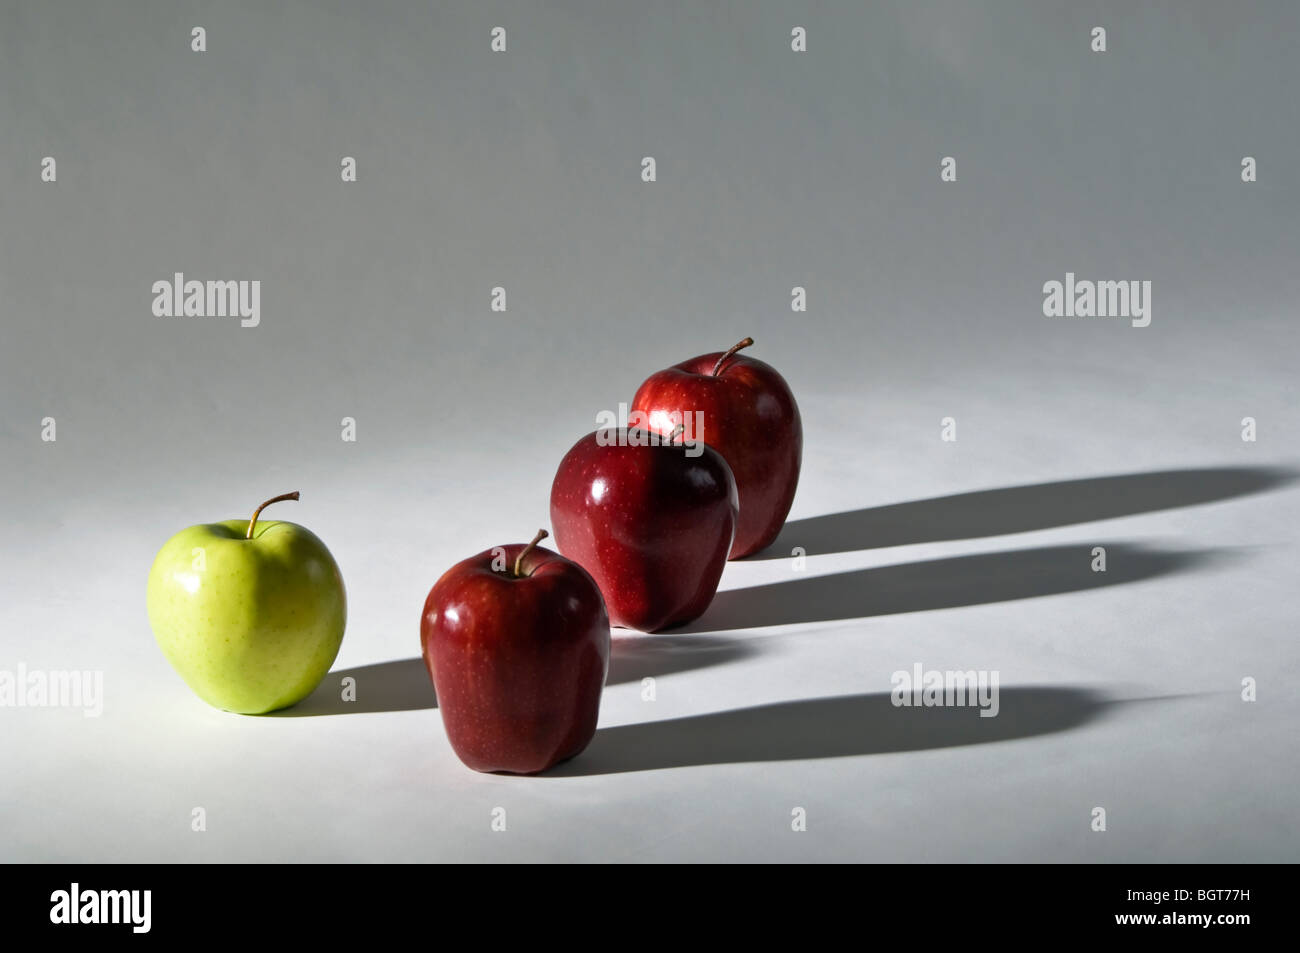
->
(246, 491, 300, 539)
(711, 337, 754, 376)
(666, 423, 686, 445)
(513, 529, 549, 577)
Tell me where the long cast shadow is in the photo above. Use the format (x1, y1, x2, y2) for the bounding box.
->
(273, 657, 434, 717)
(551, 686, 1155, 776)
(684, 543, 1226, 632)
(751, 466, 1295, 560)
(279, 542, 1220, 713)
(273, 634, 757, 716)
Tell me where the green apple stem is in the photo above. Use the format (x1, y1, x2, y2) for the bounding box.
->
(245, 491, 300, 539)
(513, 529, 549, 577)
(711, 337, 754, 376)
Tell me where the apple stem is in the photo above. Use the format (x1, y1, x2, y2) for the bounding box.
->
(245, 491, 300, 539)
(711, 337, 754, 376)
(513, 529, 549, 577)
(666, 423, 686, 445)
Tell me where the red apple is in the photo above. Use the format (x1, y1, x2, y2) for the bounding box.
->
(420, 530, 610, 774)
(550, 428, 738, 631)
(631, 337, 802, 558)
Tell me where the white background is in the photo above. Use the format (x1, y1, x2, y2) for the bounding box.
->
(2, 1, 1297, 861)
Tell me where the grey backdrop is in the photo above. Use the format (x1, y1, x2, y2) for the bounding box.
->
(2, 1, 1297, 861)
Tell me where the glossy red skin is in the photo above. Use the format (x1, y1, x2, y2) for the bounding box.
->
(550, 429, 738, 632)
(631, 349, 802, 558)
(420, 543, 610, 775)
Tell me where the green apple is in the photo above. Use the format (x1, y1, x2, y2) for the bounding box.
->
(146, 492, 347, 714)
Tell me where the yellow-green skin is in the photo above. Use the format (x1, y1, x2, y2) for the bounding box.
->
(146, 519, 346, 714)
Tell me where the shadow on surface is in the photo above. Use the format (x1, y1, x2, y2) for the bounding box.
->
(551, 687, 1182, 776)
(272, 658, 434, 717)
(274, 634, 758, 716)
(685, 542, 1227, 632)
(606, 634, 759, 684)
(751, 466, 1296, 560)
(278, 541, 1225, 712)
